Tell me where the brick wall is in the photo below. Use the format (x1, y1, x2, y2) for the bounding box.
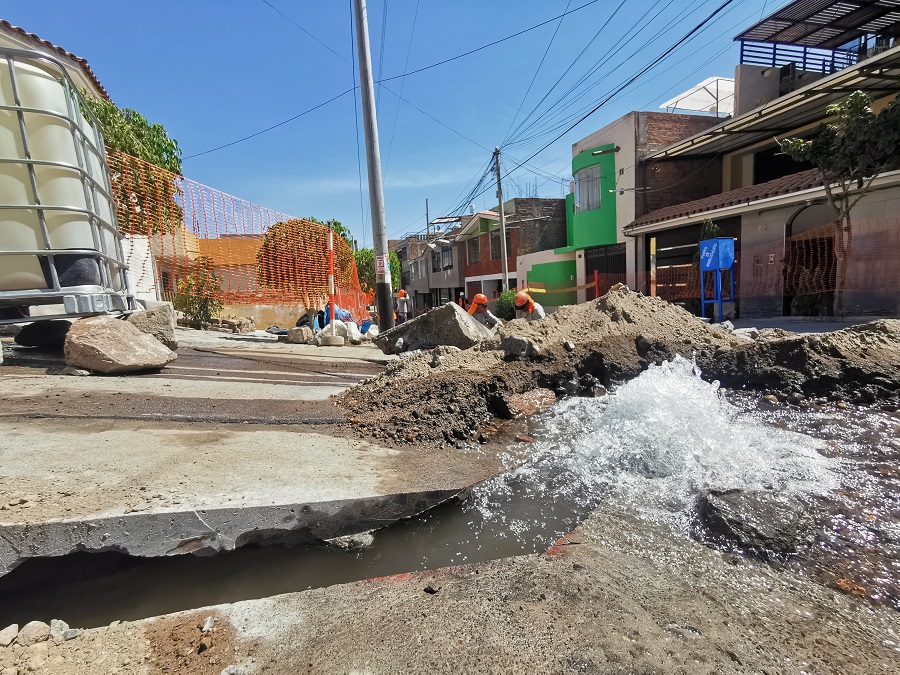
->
(463, 228, 520, 278)
(510, 198, 567, 255)
(635, 112, 723, 218)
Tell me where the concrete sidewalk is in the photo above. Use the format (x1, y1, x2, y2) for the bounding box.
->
(0, 336, 520, 577)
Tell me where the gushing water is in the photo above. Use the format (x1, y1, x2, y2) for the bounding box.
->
(473, 356, 839, 530)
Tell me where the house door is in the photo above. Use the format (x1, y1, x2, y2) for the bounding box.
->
(584, 243, 626, 300)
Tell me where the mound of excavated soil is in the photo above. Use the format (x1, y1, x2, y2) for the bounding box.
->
(339, 288, 900, 448)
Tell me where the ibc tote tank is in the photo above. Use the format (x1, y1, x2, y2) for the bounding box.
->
(0, 46, 131, 320)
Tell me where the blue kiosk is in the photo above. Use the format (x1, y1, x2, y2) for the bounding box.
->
(699, 237, 735, 322)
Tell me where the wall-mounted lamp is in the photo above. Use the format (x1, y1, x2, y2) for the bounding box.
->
(592, 145, 621, 156)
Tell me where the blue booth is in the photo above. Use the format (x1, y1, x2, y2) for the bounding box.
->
(699, 237, 735, 322)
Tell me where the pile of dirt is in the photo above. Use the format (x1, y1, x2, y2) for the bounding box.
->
(340, 288, 900, 448)
(706, 319, 900, 404)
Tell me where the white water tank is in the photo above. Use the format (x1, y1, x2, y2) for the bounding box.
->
(0, 47, 130, 319)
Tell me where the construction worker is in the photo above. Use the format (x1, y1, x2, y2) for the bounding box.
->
(467, 293, 502, 328)
(457, 292, 469, 310)
(396, 289, 411, 324)
(514, 290, 546, 322)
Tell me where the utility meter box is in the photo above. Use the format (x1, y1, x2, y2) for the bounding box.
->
(699, 237, 735, 271)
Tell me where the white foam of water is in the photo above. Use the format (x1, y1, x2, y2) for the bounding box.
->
(476, 356, 839, 527)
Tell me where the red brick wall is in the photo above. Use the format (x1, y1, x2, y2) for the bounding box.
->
(635, 112, 723, 218)
(463, 229, 519, 278)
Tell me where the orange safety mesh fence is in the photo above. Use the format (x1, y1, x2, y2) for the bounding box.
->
(106, 149, 369, 322)
(638, 219, 899, 314)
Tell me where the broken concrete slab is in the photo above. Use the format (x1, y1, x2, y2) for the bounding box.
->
(126, 303, 178, 350)
(373, 302, 494, 355)
(64, 316, 176, 374)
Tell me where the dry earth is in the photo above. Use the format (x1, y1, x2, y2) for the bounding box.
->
(341, 288, 900, 448)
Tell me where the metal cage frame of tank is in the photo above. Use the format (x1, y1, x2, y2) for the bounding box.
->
(0, 46, 135, 325)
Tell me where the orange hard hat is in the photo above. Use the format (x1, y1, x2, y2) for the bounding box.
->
(515, 291, 534, 313)
(468, 293, 489, 315)
(398, 289, 406, 298)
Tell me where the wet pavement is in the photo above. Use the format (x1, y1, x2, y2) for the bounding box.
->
(0, 330, 526, 577)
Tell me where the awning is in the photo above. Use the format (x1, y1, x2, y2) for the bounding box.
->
(660, 77, 735, 115)
(735, 0, 900, 51)
(646, 43, 900, 159)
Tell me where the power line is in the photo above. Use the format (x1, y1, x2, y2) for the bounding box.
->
(259, 0, 345, 61)
(184, 88, 355, 159)
(375, 0, 602, 84)
(383, 0, 420, 178)
(501, 0, 573, 146)
(464, 0, 741, 205)
(376, 0, 389, 109)
(505, 0, 740, 150)
(350, 0, 368, 245)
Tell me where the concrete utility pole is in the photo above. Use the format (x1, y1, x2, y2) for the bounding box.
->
(425, 198, 429, 238)
(493, 147, 509, 291)
(353, 0, 394, 331)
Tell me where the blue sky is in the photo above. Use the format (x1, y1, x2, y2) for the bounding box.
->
(6, 0, 773, 246)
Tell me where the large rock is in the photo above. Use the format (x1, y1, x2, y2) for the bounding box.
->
(696, 489, 815, 555)
(16, 621, 50, 647)
(373, 302, 494, 355)
(126, 303, 178, 350)
(65, 316, 177, 373)
(287, 326, 313, 344)
(13, 320, 71, 351)
(0, 624, 17, 647)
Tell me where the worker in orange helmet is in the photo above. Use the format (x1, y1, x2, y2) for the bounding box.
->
(467, 292, 502, 328)
(396, 289, 411, 324)
(514, 290, 546, 322)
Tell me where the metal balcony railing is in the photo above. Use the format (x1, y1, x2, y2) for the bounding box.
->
(739, 41, 859, 74)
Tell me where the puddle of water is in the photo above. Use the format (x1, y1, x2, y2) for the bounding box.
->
(1, 356, 896, 627)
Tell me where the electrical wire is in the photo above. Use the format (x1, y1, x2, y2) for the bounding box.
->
(501, 0, 572, 146)
(350, 0, 369, 245)
(505, 0, 743, 151)
(382, 0, 420, 178)
(375, 0, 603, 84)
(463, 0, 741, 206)
(184, 88, 355, 159)
(376, 0, 388, 109)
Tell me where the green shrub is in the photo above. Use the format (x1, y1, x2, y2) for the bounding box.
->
(173, 256, 223, 328)
(496, 288, 517, 321)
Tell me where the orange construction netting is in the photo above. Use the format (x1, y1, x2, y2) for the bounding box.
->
(106, 149, 369, 322)
(646, 219, 900, 314)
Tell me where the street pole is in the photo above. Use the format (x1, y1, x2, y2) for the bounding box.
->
(425, 198, 429, 238)
(493, 147, 509, 291)
(353, 0, 394, 331)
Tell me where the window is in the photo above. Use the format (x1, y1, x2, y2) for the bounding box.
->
(432, 252, 441, 273)
(490, 230, 513, 260)
(441, 247, 452, 270)
(574, 164, 601, 213)
(467, 237, 480, 264)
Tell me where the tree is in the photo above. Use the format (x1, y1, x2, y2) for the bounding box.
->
(354, 247, 400, 291)
(172, 256, 223, 327)
(780, 91, 900, 314)
(83, 96, 184, 235)
(304, 216, 353, 245)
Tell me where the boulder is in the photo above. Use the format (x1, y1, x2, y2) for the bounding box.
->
(501, 335, 542, 359)
(373, 302, 493, 355)
(0, 624, 17, 647)
(65, 316, 177, 374)
(287, 326, 313, 344)
(126, 303, 178, 350)
(16, 621, 50, 647)
(696, 489, 815, 555)
(13, 320, 71, 351)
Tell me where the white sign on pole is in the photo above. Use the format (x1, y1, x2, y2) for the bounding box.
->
(375, 254, 390, 278)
